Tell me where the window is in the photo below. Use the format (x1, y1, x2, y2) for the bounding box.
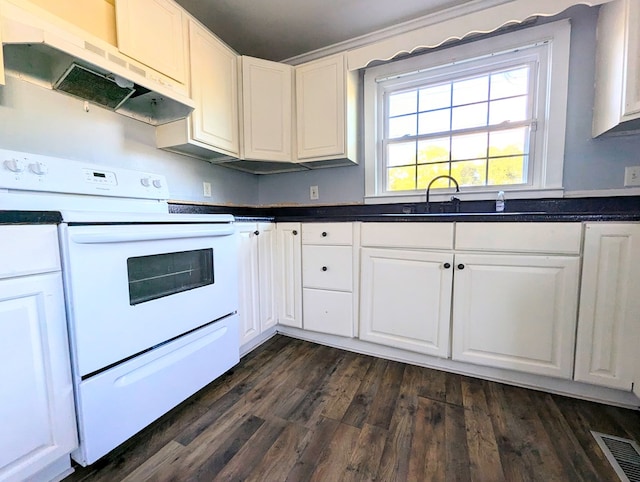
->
(364, 21, 571, 202)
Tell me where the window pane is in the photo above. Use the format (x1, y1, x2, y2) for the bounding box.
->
(451, 132, 488, 161)
(418, 137, 450, 164)
(452, 76, 489, 106)
(451, 103, 488, 130)
(388, 165, 417, 191)
(417, 163, 452, 189)
(488, 155, 527, 185)
(389, 114, 417, 138)
(488, 128, 528, 158)
(418, 109, 450, 135)
(489, 96, 528, 125)
(451, 159, 487, 186)
(419, 83, 451, 111)
(490, 67, 529, 100)
(389, 90, 417, 116)
(387, 141, 416, 167)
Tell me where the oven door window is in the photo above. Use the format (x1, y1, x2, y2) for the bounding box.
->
(127, 249, 214, 305)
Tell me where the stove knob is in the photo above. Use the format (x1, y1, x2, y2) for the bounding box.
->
(4, 159, 25, 172)
(152, 179, 162, 188)
(29, 161, 48, 175)
(140, 177, 151, 187)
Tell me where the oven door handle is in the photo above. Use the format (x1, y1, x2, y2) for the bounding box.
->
(69, 224, 235, 244)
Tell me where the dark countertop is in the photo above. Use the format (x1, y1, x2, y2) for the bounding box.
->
(170, 195, 640, 223)
(0, 210, 63, 225)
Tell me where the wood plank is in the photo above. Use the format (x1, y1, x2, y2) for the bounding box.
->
(309, 422, 361, 482)
(366, 360, 406, 430)
(409, 396, 446, 480)
(343, 423, 387, 482)
(285, 416, 340, 482)
(445, 403, 472, 481)
(341, 357, 388, 428)
(120, 441, 185, 482)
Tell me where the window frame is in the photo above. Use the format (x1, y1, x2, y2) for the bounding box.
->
(363, 20, 571, 203)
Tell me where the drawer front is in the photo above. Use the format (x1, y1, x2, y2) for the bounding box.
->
(361, 222, 454, 249)
(303, 288, 353, 337)
(455, 223, 582, 254)
(0, 225, 60, 278)
(302, 223, 353, 245)
(302, 246, 353, 290)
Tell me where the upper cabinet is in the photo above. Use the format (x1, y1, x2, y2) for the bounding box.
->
(240, 56, 294, 163)
(593, 0, 640, 136)
(156, 18, 240, 160)
(295, 53, 359, 167)
(115, 0, 188, 85)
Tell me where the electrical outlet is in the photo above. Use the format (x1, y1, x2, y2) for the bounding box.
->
(203, 181, 212, 197)
(624, 166, 640, 187)
(310, 185, 319, 200)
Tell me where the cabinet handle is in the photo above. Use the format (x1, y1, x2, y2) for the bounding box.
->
(321, 232, 328, 237)
(322, 266, 328, 271)
(457, 264, 465, 270)
(443, 262, 451, 269)
(292, 230, 298, 235)
(254, 230, 260, 236)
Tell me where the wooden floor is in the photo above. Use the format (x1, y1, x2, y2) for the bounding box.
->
(66, 335, 640, 481)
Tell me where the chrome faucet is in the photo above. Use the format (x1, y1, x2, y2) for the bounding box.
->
(426, 175, 460, 213)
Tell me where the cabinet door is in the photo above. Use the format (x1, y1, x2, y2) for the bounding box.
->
(574, 223, 640, 390)
(116, 0, 187, 84)
(237, 224, 260, 345)
(452, 253, 580, 379)
(188, 20, 239, 156)
(276, 223, 302, 328)
(257, 223, 277, 332)
(303, 288, 353, 337)
(0, 274, 76, 481)
(296, 54, 345, 160)
(360, 248, 453, 357)
(623, 0, 640, 117)
(241, 56, 293, 162)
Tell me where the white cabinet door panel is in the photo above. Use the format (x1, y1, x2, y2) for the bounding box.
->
(276, 223, 302, 328)
(360, 248, 453, 357)
(237, 224, 260, 345)
(303, 288, 353, 337)
(257, 223, 277, 332)
(452, 253, 580, 378)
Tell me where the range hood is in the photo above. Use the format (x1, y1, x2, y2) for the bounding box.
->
(0, 1, 194, 125)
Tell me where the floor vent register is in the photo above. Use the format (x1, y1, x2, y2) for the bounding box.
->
(592, 431, 640, 482)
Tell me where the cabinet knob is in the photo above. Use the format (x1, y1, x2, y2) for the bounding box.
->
(457, 264, 465, 270)
(292, 230, 298, 235)
(321, 232, 328, 237)
(443, 262, 451, 269)
(322, 266, 328, 272)
(254, 230, 260, 236)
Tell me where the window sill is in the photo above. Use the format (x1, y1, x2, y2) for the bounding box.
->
(364, 187, 565, 205)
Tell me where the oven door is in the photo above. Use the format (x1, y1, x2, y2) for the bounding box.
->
(60, 222, 238, 377)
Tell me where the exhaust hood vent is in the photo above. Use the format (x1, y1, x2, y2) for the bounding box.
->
(54, 63, 135, 110)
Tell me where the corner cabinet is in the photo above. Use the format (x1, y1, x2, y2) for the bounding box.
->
(156, 18, 239, 160)
(295, 53, 358, 167)
(276, 223, 303, 329)
(115, 0, 188, 85)
(593, 0, 640, 136)
(574, 223, 640, 390)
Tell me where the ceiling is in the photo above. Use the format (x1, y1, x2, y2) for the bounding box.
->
(175, 0, 478, 61)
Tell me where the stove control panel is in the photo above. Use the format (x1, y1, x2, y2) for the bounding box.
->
(0, 149, 170, 200)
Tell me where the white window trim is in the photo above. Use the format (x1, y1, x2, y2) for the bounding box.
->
(364, 20, 571, 204)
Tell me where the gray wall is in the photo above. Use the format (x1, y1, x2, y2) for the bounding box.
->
(257, 5, 640, 206)
(0, 75, 259, 205)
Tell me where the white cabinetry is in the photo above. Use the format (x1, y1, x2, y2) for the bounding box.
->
(451, 223, 582, 379)
(115, 0, 188, 85)
(276, 223, 303, 328)
(295, 53, 358, 167)
(240, 56, 293, 162)
(359, 223, 454, 357)
(0, 226, 77, 482)
(156, 18, 239, 160)
(593, 0, 640, 136)
(574, 223, 640, 390)
(237, 223, 276, 350)
(301, 223, 356, 337)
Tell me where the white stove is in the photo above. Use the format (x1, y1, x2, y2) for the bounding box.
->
(1, 149, 240, 466)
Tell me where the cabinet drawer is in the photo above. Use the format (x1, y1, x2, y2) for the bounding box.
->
(303, 288, 353, 337)
(0, 225, 60, 278)
(455, 223, 582, 254)
(302, 246, 352, 291)
(302, 223, 352, 245)
(361, 222, 454, 249)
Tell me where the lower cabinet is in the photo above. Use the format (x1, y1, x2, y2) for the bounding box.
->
(574, 223, 640, 390)
(451, 253, 581, 379)
(237, 222, 276, 347)
(359, 248, 453, 357)
(276, 223, 302, 328)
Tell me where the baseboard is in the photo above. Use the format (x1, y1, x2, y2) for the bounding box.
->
(240, 326, 278, 357)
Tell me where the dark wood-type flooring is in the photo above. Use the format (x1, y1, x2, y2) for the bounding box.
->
(66, 335, 640, 481)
